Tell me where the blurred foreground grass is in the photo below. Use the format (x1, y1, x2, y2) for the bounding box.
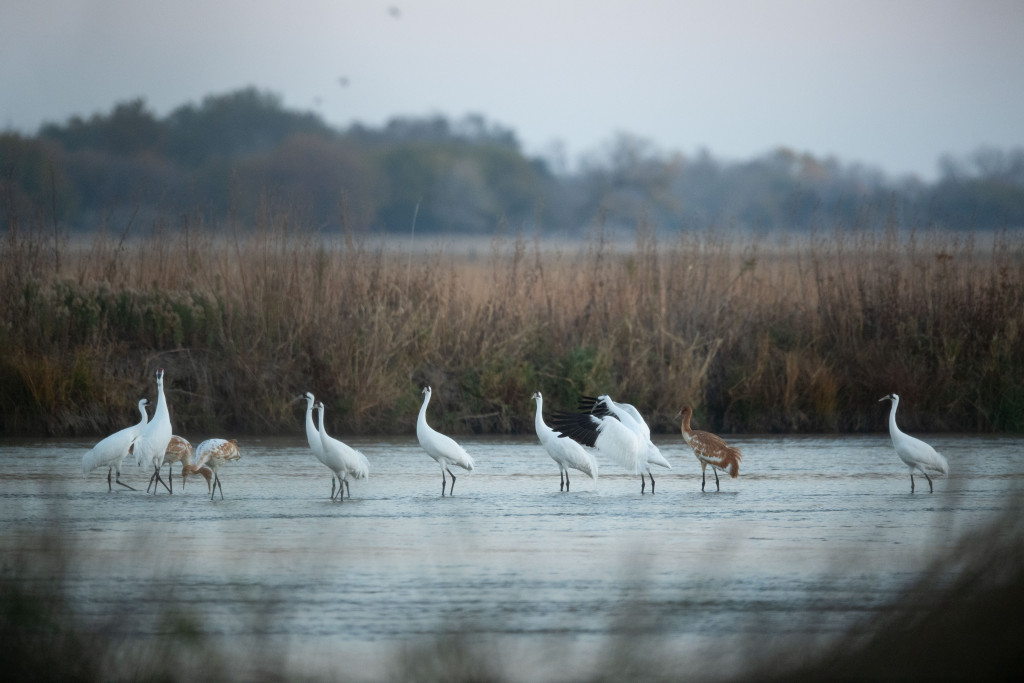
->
(3, 493, 1023, 681)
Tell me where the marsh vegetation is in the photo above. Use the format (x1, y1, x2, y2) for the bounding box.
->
(2, 217, 1023, 437)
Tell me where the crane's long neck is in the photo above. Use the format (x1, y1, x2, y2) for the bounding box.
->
(533, 396, 545, 432)
(305, 401, 319, 447)
(154, 380, 169, 422)
(136, 402, 148, 429)
(316, 405, 326, 438)
(887, 398, 902, 441)
(417, 392, 430, 430)
(680, 410, 694, 443)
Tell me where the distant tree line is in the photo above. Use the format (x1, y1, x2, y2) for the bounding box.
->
(2, 86, 1023, 234)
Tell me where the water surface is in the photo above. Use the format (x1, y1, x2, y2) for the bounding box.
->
(2, 433, 1021, 679)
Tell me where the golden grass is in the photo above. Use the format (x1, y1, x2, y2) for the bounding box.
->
(2, 217, 1023, 435)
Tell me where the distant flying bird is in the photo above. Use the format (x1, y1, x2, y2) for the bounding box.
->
(191, 438, 242, 500)
(316, 401, 370, 501)
(82, 398, 148, 491)
(548, 405, 648, 492)
(416, 386, 475, 496)
(531, 391, 598, 491)
(879, 393, 949, 493)
(388, 5, 401, 19)
(678, 406, 742, 491)
(134, 369, 173, 494)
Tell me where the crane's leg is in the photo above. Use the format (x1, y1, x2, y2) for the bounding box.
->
(152, 464, 171, 494)
(701, 463, 707, 491)
(343, 479, 351, 499)
(106, 467, 113, 492)
(641, 474, 646, 494)
(910, 474, 915, 493)
(713, 468, 720, 492)
(114, 467, 136, 491)
(559, 470, 565, 492)
(146, 470, 156, 493)
(649, 472, 655, 493)
(330, 477, 337, 500)
(565, 470, 571, 492)
(447, 467, 457, 495)
(441, 468, 447, 496)
(924, 472, 934, 493)
(167, 463, 173, 493)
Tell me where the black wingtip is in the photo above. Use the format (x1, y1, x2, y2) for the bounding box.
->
(548, 410, 600, 448)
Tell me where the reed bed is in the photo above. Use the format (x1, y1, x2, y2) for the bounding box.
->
(2, 215, 1023, 436)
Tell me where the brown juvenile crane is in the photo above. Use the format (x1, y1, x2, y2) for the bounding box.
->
(678, 406, 742, 491)
(147, 435, 211, 493)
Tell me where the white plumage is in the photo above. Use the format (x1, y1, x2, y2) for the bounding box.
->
(297, 392, 336, 499)
(581, 395, 672, 474)
(531, 391, 598, 491)
(416, 386, 474, 496)
(133, 368, 173, 494)
(548, 404, 648, 492)
(192, 438, 242, 500)
(316, 401, 370, 501)
(82, 398, 148, 491)
(880, 393, 949, 493)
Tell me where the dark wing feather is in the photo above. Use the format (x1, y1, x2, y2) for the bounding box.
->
(548, 410, 601, 448)
(577, 395, 614, 420)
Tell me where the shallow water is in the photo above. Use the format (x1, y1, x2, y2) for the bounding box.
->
(2, 433, 1022, 679)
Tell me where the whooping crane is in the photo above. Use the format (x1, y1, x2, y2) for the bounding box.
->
(532, 391, 598, 491)
(579, 394, 671, 484)
(678, 406, 742, 491)
(879, 393, 949, 493)
(190, 438, 242, 500)
(548, 406, 648, 492)
(133, 368, 173, 494)
(294, 392, 341, 500)
(316, 401, 370, 501)
(416, 386, 475, 496)
(82, 398, 148, 491)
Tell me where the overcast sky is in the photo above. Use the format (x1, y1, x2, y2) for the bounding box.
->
(2, 0, 1023, 179)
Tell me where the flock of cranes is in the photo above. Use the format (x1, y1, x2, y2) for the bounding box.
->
(83, 370, 950, 499)
(81, 369, 241, 500)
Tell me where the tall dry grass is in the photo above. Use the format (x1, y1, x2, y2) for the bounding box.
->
(1, 214, 1023, 436)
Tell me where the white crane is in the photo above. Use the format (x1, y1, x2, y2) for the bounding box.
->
(316, 401, 370, 501)
(191, 438, 242, 500)
(879, 393, 949, 493)
(548, 405, 648, 492)
(531, 391, 598, 491)
(416, 386, 475, 496)
(82, 398, 148, 491)
(678, 406, 742, 491)
(579, 394, 672, 477)
(295, 392, 337, 499)
(133, 368, 173, 494)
